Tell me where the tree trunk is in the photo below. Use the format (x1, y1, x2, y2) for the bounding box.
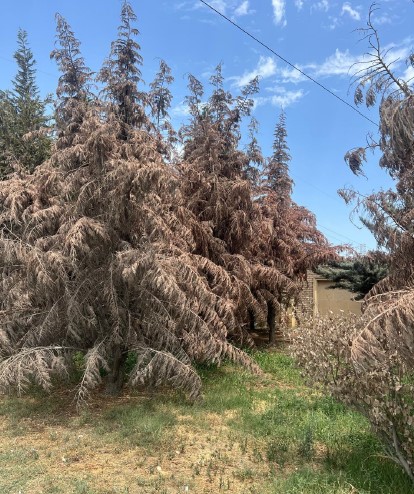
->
(267, 301, 277, 345)
(248, 309, 256, 333)
(105, 346, 127, 396)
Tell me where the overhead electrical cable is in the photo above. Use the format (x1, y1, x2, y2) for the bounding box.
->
(198, 0, 378, 128)
(318, 224, 365, 246)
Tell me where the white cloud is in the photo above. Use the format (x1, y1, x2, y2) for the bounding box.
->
(231, 56, 277, 87)
(383, 42, 413, 66)
(179, 0, 254, 18)
(341, 2, 360, 21)
(275, 50, 359, 82)
(311, 0, 330, 12)
(187, 0, 228, 14)
(255, 88, 305, 108)
(234, 0, 250, 16)
(403, 65, 414, 83)
(328, 16, 340, 30)
(279, 66, 308, 84)
(171, 101, 190, 118)
(295, 0, 304, 10)
(374, 13, 392, 26)
(272, 0, 287, 26)
(209, 0, 227, 13)
(305, 42, 412, 79)
(270, 89, 304, 107)
(314, 49, 358, 77)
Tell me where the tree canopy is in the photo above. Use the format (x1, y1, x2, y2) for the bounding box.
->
(315, 251, 389, 300)
(0, 1, 335, 404)
(0, 29, 51, 178)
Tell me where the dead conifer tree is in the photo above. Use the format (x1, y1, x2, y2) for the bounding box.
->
(148, 59, 177, 159)
(178, 67, 298, 344)
(97, 0, 147, 140)
(50, 13, 94, 151)
(0, 4, 260, 406)
(178, 69, 261, 342)
(341, 4, 414, 369)
(334, 5, 414, 478)
(180, 66, 259, 256)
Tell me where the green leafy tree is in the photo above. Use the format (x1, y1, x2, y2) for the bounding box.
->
(315, 252, 389, 300)
(0, 29, 51, 177)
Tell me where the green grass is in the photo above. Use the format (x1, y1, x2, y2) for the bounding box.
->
(0, 350, 412, 493)
(192, 351, 413, 493)
(97, 399, 177, 449)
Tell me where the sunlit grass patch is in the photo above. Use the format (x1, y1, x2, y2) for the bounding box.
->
(0, 350, 413, 493)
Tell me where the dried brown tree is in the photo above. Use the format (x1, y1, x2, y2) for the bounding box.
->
(178, 67, 301, 345)
(341, 4, 414, 369)
(0, 3, 259, 407)
(336, 4, 414, 478)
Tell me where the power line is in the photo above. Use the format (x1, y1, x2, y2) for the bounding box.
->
(290, 172, 343, 203)
(318, 223, 364, 246)
(198, 0, 378, 128)
(322, 231, 354, 246)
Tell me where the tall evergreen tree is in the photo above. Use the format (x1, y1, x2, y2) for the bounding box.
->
(315, 252, 389, 300)
(0, 29, 50, 177)
(260, 111, 333, 278)
(265, 111, 293, 206)
(98, 0, 147, 139)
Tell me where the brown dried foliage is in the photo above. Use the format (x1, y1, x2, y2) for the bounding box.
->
(341, 4, 414, 373)
(294, 5, 414, 482)
(291, 313, 414, 482)
(0, 108, 260, 406)
(0, 3, 335, 405)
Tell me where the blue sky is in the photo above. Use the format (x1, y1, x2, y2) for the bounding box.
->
(1, 0, 413, 250)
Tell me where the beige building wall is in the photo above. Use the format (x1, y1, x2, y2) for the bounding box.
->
(298, 271, 362, 317)
(314, 278, 362, 315)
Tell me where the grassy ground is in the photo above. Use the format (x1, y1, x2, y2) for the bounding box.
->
(0, 350, 412, 494)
